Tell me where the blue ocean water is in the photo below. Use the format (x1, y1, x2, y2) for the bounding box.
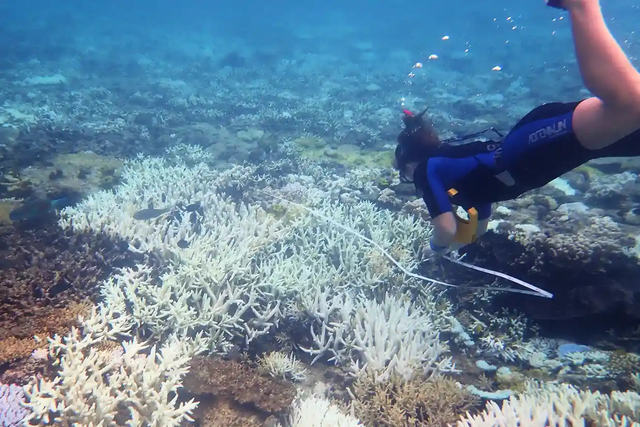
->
(2, 0, 637, 143)
(3, 1, 640, 425)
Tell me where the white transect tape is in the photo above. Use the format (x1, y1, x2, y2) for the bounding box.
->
(264, 191, 553, 299)
(444, 255, 553, 299)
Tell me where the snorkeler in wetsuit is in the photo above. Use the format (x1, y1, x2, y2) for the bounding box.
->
(393, 0, 640, 255)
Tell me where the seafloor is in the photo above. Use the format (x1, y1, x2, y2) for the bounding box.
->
(1, 6, 640, 427)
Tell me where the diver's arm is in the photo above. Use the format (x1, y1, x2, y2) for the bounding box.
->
(477, 218, 489, 237)
(431, 212, 457, 249)
(422, 158, 457, 253)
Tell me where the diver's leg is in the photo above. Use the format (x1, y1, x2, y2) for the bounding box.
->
(476, 218, 489, 237)
(562, 0, 640, 150)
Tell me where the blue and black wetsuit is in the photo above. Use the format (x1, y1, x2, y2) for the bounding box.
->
(412, 101, 640, 220)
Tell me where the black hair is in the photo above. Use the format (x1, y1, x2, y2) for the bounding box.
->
(394, 108, 441, 181)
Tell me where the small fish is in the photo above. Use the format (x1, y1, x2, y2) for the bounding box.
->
(10, 197, 74, 221)
(133, 202, 202, 221)
(132, 207, 171, 220)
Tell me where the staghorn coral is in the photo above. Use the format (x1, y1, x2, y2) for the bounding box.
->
(456, 380, 640, 427)
(183, 356, 296, 417)
(286, 394, 363, 427)
(257, 351, 307, 382)
(0, 383, 28, 427)
(22, 305, 200, 427)
(60, 149, 451, 379)
(0, 217, 139, 342)
(349, 371, 480, 427)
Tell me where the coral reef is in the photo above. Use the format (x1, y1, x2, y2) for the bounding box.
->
(183, 356, 297, 422)
(0, 217, 138, 343)
(350, 371, 480, 427)
(292, 135, 392, 168)
(257, 351, 307, 382)
(2, 1, 640, 422)
(22, 305, 200, 426)
(0, 383, 28, 427)
(441, 186, 640, 343)
(456, 380, 640, 427)
(9, 145, 640, 425)
(0, 301, 90, 366)
(285, 394, 363, 427)
(18, 151, 123, 196)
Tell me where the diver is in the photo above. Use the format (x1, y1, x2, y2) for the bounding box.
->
(393, 0, 640, 255)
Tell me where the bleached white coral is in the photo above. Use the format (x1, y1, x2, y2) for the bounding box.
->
(257, 351, 307, 382)
(61, 155, 289, 352)
(59, 147, 450, 380)
(301, 291, 454, 382)
(21, 306, 199, 427)
(456, 380, 640, 427)
(286, 394, 364, 427)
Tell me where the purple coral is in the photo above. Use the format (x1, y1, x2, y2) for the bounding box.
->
(0, 383, 28, 427)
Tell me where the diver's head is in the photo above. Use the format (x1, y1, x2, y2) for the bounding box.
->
(394, 107, 441, 182)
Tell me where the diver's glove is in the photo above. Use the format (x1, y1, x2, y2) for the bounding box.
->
(545, 0, 566, 10)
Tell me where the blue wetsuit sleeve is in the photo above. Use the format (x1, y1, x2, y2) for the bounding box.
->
(423, 157, 454, 218)
(476, 204, 491, 221)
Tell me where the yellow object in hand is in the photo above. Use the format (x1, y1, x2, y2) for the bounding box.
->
(447, 188, 478, 245)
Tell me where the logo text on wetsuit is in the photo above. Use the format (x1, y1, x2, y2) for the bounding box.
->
(528, 119, 568, 144)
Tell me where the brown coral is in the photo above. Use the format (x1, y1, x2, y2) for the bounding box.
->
(0, 301, 91, 365)
(197, 397, 264, 427)
(0, 217, 140, 342)
(183, 356, 296, 424)
(18, 152, 123, 196)
(350, 372, 480, 427)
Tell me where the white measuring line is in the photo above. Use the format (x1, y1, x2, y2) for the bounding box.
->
(263, 191, 553, 299)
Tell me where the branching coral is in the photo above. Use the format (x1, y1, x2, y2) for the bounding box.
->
(349, 371, 479, 427)
(0, 383, 28, 427)
(456, 380, 640, 427)
(286, 394, 364, 427)
(0, 216, 137, 341)
(21, 305, 201, 426)
(58, 147, 450, 379)
(300, 291, 454, 381)
(257, 351, 307, 382)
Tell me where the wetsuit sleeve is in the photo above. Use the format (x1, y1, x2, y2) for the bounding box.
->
(476, 204, 492, 221)
(421, 157, 454, 218)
